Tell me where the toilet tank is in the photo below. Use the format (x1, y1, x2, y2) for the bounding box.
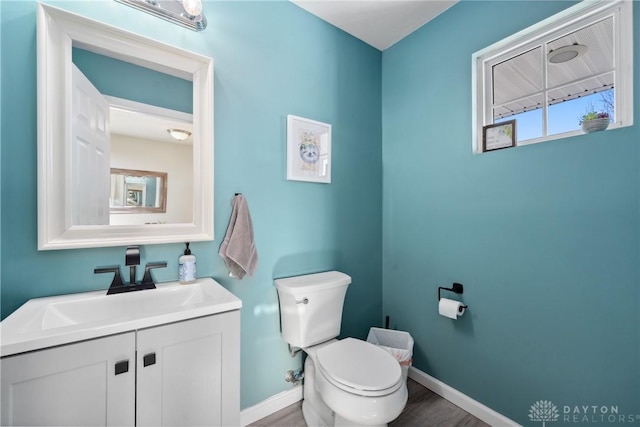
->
(275, 271, 351, 348)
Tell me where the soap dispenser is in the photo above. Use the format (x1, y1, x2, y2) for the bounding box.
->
(179, 242, 196, 284)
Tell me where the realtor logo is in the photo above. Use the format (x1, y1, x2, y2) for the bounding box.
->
(529, 400, 560, 426)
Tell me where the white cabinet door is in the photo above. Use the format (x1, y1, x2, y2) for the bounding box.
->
(0, 333, 135, 426)
(136, 311, 240, 427)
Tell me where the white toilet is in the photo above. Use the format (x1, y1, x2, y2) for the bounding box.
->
(275, 271, 407, 427)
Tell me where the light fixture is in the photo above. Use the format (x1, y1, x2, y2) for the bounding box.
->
(167, 129, 192, 141)
(547, 44, 588, 64)
(114, 0, 207, 31)
(182, 0, 202, 17)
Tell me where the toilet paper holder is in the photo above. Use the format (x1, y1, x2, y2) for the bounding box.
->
(438, 283, 468, 309)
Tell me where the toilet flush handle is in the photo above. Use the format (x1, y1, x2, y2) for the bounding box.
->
(296, 297, 309, 304)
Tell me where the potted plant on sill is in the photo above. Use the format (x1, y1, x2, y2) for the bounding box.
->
(579, 110, 610, 133)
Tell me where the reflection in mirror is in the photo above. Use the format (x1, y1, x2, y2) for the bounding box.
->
(37, 3, 214, 250)
(108, 97, 194, 226)
(71, 47, 194, 227)
(110, 168, 167, 216)
(72, 47, 193, 114)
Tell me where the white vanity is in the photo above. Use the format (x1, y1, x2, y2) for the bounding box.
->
(0, 278, 241, 426)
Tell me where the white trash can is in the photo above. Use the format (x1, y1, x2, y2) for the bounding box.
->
(366, 327, 414, 383)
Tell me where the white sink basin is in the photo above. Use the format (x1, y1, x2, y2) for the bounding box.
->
(0, 278, 242, 357)
(42, 282, 209, 329)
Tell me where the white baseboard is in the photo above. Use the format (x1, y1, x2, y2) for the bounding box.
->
(408, 366, 520, 427)
(240, 384, 303, 427)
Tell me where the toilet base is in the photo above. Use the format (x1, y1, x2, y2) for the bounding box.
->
(302, 353, 398, 427)
(302, 400, 332, 427)
(302, 392, 388, 427)
(302, 357, 335, 427)
(335, 413, 386, 427)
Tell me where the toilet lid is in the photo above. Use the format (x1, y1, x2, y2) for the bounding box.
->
(315, 338, 401, 392)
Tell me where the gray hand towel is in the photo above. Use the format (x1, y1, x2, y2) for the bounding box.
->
(219, 194, 258, 279)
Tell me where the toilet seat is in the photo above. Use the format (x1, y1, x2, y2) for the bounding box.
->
(315, 338, 403, 397)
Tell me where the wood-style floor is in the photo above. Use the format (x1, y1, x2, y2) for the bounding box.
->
(249, 378, 490, 427)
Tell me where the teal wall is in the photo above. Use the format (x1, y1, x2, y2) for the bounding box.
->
(0, 0, 382, 409)
(382, 1, 640, 425)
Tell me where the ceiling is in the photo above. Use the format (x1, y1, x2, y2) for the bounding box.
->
(110, 106, 193, 145)
(290, 0, 458, 51)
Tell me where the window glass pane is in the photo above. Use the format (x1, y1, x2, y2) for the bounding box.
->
(492, 47, 542, 107)
(547, 72, 614, 107)
(547, 17, 613, 89)
(497, 109, 543, 142)
(548, 89, 613, 135)
(495, 94, 543, 142)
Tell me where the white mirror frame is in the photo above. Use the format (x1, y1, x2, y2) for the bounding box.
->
(37, 3, 214, 250)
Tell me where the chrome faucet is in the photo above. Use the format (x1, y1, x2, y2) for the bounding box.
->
(95, 246, 167, 295)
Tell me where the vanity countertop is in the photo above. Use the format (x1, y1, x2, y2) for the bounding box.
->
(0, 277, 242, 357)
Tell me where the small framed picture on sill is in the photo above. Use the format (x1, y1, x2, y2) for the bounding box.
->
(483, 120, 516, 152)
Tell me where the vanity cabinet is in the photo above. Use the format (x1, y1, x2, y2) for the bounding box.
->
(136, 312, 240, 426)
(0, 311, 240, 427)
(0, 333, 136, 426)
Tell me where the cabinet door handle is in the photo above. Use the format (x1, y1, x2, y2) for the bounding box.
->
(143, 352, 156, 367)
(115, 360, 129, 375)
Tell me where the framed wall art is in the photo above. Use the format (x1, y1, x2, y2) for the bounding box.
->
(287, 115, 332, 183)
(483, 120, 516, 152)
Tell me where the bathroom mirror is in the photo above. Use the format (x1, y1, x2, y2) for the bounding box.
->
(37, 3, 214, 250)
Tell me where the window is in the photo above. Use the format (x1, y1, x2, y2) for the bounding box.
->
(472, 0, 633, 153)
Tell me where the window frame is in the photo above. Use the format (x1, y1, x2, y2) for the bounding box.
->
(472, 0, 633, 153)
